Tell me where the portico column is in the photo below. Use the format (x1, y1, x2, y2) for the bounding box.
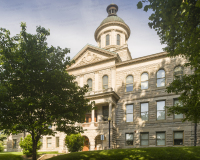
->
(92, 109, 95, 122)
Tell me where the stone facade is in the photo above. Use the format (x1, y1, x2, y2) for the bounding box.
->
(6, 4, 199, 153)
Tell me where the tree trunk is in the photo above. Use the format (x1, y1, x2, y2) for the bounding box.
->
(32, 139, 37, 160)
(194, 123, 197, 146)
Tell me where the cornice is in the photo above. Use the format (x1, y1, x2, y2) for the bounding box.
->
(71, 44, 118, 61)
(116, 52, 168, 67)
(95, 21, 131, 42)
(67, 57, 117, 71)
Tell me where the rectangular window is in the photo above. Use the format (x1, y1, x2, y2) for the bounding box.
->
(156, 132, 165, 146)
(174, 99, 183, 119)
(102, 106, 108, 121)
(13, 139, 17, 149)
(126, 104, 133, 122)
(157, 101, 165, 120)
(125, 133, 133, 146)
(140, 133, 149, 146)
(56, 137, 59, 148)
(47, 137, 52, 148)
(85, 114, 91, 123)
(174, 131, 183, 145)
(141, 103, 148, 121)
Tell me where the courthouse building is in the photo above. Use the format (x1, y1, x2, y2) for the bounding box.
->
(7, 4, 198, 152)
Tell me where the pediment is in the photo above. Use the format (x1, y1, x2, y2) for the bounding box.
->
(70, 44, 119, 68)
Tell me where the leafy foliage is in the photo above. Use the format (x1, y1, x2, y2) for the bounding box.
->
(19, 135, 42, 157)
(0, 23, 93, 160)
(65, 134, 85, 152)
(137, 0, 200, 123)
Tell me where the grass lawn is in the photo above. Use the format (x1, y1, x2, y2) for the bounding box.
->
(0, 151, 59, 160)
(48, 146, 200, 160)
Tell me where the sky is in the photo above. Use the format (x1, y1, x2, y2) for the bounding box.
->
(0, 0, 166, 59)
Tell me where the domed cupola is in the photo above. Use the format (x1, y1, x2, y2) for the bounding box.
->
(94, 4, 131, 52)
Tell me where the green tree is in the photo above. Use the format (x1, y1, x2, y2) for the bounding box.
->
(0, 23, 93, 160)
(137, 0, 200, 146)
(19, 135, 42, 157)
(65, 134, 85, 152)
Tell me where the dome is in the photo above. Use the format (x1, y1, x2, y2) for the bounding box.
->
(100, 16, 126, 26)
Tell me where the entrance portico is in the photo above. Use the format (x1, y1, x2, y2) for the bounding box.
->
(82, 88, 119, 150)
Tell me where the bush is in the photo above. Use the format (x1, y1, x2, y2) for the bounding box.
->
(65, 134, 84, 152)
(0, 141, 4, 152)
(19, 135, 42, 157)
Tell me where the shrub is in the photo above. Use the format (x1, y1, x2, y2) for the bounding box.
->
(19, 135, 42, 157)
(0, 141, 4, 152)
(65, 134, 85, 152)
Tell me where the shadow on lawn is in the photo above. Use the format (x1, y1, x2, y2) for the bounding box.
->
(48, 147, 200, 160)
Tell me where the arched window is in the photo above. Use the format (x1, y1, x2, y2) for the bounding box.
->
(74, 82, 78, 87)
(157, 69, 165, 87)
(106, 34, 110, 46)
(126, 75, 133, 92)
(117, 34, 120, 45)
(141, 73, 148, 90)
(103, 75, 108, 89)
(174, 66, 183, 79)
(87, 79, 92, 92)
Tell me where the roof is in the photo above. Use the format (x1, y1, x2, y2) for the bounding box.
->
(100, 15, 126, 26)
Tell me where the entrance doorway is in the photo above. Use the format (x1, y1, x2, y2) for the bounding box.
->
(82, 136, 89, 151)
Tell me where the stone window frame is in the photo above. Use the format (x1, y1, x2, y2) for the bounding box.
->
(173, 98, 184, 119)
(141, 72, 149, 90)
(87, 78, 93, 92)
(125, 132, 134, 146)
(55, 137, 59, 148)
(13, 139, 17, 149)
(106, 34, 110, 46)
(156, 68, 166, 87)
(47, 137, 52, 148)
(140, 102, 149, 121)
(125, 103, 134, 122)
(156, 131, 166, 146)
(117, 34, 120, 45)
(125, 74, 134, 92)
(140, 132, 149, 146)
(102, 75, 109, 90)
(173, 131, 184, 146)
(156, 100, 166, 120)
(173, 65, 184, 80)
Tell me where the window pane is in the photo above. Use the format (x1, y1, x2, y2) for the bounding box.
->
(106, 34, 110, 45)
(141, 103, 148, 112)
(141, 133, 148, 139)
(157, 140, 165, 146)
(126, 114, 133, 122)
(141, 140, 148, 146)
(157, 78, 165, 87)
(157, 133, 165, 139)
(103, 76, 108, 85)
(174, 66, 182, 72)
(174, 139, 183, 145)
(141, 113, 148, 121)
(141, 81, 148, 89)
(126, 75, 133, 83)
(157, 111, 165, 120)
(174, 132, 183, 139)
(87, 79, 92, 87)
(126, 105, 133, 113)
(157, 70, 165, 78)
(157, 101, 165, 110)
(141, 73, 148, 81)
(103, 85, 108, 89)
(117, 34, 120, 45)
(126, 134, 133, 140)
(126, 84, 133, 92)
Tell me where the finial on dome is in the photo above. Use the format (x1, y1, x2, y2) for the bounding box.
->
(106, 4, 118, 17)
